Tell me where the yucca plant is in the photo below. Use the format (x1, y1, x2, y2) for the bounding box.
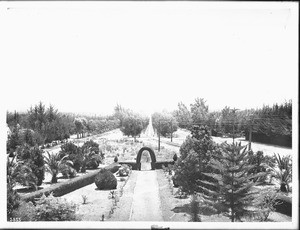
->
(272, 153, 292, 192)
(44, 151, 73, 183)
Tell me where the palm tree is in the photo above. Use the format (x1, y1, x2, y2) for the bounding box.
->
(44, 151, 73, 183)
(7, 155, 37, 189)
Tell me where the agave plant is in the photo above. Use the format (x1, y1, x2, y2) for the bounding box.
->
(44, 151, 73, 183)
(272, 153, 292, 192)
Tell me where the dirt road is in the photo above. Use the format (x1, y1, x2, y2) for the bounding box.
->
(129, 170, 163, 221)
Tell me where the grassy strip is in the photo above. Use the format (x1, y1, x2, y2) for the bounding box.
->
(20, 163, 121, 203)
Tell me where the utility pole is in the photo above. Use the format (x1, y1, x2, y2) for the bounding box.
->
(248, 114, 254, 151)
(248, 124, 252, 151)
(170, 121, 173, 142)
(158, 120, 161, 152)
(231, 108, 239, 144)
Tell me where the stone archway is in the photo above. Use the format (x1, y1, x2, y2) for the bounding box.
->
(136, 147, 156, 170)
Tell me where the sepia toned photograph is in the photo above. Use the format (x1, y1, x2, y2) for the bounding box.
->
(0, 1, 298, 229)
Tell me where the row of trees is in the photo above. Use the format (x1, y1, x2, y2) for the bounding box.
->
(7, 102, 121, 154)
(152, 112, 178, 140)
(114, 104, 149, 141)
(114, 104, 180, 142)
(7, 104, 74, 154)
(173, 98, 292, 142)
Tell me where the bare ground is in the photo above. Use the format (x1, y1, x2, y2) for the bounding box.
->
(62, 172, 130, 221)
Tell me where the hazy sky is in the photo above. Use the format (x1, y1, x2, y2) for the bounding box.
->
(1, 2, 298, 116)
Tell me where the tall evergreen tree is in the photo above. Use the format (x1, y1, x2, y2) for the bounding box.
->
(201, 142, 264, 222)
(173, 125, 216, 195)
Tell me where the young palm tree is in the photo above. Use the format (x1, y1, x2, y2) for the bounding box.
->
(272, 153, 292, 192)
(7, 154, 37, 189)
(44, 151, 73, 183)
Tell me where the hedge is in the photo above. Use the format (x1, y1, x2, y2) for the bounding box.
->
(20, 163, 121, 203)
(118, 161, 175, 170)
(245, 132, 292, 148)
(274, 194, 292, 216)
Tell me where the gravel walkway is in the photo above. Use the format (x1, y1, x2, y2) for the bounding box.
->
(129, 170, 163, 221)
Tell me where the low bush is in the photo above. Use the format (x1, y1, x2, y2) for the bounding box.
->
(106, 162, 121, 173)
(117, 164, 131, 177)
(61, 166, 77, 179)
(13, 193, 78, 221)
(95, 168, 117, 190)
(7, 185, 20, 221)
(114, 156, 118, 162)
(11, 201, 36, 221)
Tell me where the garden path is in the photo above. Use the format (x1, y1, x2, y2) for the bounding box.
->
(129, 170, 163, 221)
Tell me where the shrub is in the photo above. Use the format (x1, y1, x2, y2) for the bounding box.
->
(173, 153, 178, 162)
(34, 193, 78, 221)
(61, 166, 77, 179)
(81, 195, 88, 205)
(95, 168, 117, 190)
(117, 164, 131, 177)
(114, 156, 118, 162)
(14, 193, 78, 221)
(16, 144, 45, 186)
(253, 189, 282, 221)
(82, 140, 104, 168)
(106, 162, 121, 173)
(11, 201, 35, 221)
(7, 184, 20, 221)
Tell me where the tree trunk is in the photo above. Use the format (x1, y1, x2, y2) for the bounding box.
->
(51, 174, 57, 183)
(81, 162, 86, 173)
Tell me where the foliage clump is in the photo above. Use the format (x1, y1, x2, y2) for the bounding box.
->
(152, 112, 178, 138)
(95, 168, 117, 190)
(11, 193, 78, 221)
(173, 125, 216, 195)
(59, 140, 103, 173)
(117, 164, 131, 177)
(16, 144, 45, 186)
